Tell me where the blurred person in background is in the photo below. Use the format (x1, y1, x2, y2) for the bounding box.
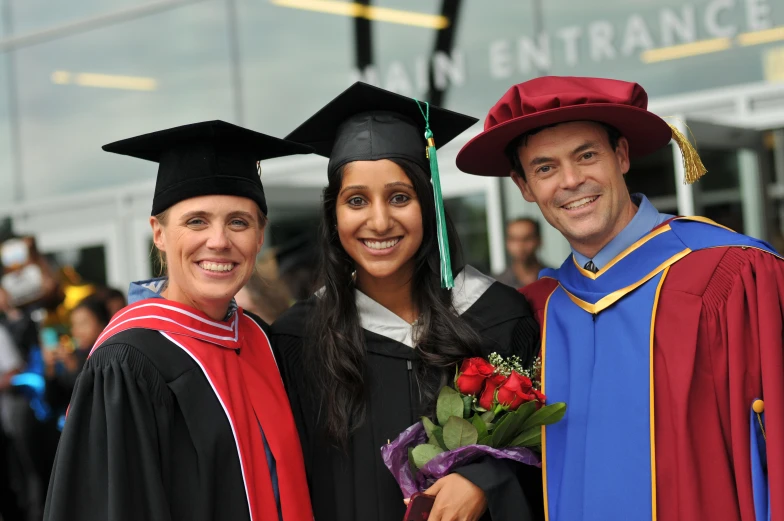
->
(235, 261, 293, 324)
(0, 288, 39, 362)
(495, 218, 547, 288)
(93, 287, 127, 317)
(0, 314, 30, 521)
(0, 321, 24, 521)
(274, 234, 319, 302)
(0, 322, 24, 399)
(42, 294, 109, 413)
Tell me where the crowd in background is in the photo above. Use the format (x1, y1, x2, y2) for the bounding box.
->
(0, 220, 545, 521)
(0, 283, 125, 521)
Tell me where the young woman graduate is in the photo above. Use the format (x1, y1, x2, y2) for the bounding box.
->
(43, 121, 315, 521)
(271, 83, 543, 521)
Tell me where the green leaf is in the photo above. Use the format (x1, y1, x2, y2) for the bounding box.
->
(412, 443, 443, 469)
(422, 417, 437, 438)
(477, 434, 493, 446)
(509, 426, 542, 447)
(436, 386, 464, 426)
(408, 447, 418, 476)
(520, 403, 567, 431)
(427, 426, 447, 450)
(462, 395, 473, 418)
(480, 410, 495, 424)
(491, 401, 538, 448)
(471, 414, 488, 440)
(434, 428, 447, 450)
(423, 417, 447, 448)
(515, 400, 539, 424)
(442, 417, 479, 450)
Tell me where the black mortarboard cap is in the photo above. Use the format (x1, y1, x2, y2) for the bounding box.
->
(102, 120, 313, 216)
(284, 82, 478, 178)
(285, 82, 478, 289)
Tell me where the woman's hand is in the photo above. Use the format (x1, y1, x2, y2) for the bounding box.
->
(421, 473, 488, 521)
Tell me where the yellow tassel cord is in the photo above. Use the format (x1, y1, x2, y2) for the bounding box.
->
(667, 123, 707, 184)
(753, 399, 766, 441)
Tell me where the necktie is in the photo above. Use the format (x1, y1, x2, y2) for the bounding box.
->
(584, 260, 599, 273)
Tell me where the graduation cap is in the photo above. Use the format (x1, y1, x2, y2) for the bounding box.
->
(103, 120, 313, 216)
(285, 82, 478, 289)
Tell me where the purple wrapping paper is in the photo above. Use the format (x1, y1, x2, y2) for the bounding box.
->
(380, 422, 542, 498)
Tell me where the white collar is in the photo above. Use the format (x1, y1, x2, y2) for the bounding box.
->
(354, 265, 495, 348)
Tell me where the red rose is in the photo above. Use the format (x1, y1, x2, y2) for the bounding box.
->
(455, 358, 495, 396)
(532, 389, 547, 408)
(478, 373, 507, 410)
(496, 372, 537, 410)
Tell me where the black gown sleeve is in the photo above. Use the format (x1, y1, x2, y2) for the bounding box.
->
(508, 314, 540, 366)
(454, 457, 536, 521)
(269, 302, 316, 483)
(457, 299, 544, 521)
(43, 343, 174, 521)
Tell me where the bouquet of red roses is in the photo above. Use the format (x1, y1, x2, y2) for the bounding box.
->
(381, 353, 566, 497)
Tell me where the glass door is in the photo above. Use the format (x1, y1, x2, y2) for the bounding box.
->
(627, 119, 770, 240)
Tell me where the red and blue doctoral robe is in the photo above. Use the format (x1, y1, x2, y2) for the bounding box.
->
(523, 217, 783, 521)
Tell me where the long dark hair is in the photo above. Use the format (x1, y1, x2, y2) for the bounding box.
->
(307, 158, 483, 444)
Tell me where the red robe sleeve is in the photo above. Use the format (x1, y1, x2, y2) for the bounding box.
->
(724, 248, 784, 520)
(654, 247, 784, 521)
(521, 278, 558, 330)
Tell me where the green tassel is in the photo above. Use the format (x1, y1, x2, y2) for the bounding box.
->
(415, 99, 454, 289)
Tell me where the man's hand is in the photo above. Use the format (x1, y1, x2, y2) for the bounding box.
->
(421, 473, 487, 521)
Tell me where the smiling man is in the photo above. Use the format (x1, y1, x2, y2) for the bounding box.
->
(457, 76, 784, 521)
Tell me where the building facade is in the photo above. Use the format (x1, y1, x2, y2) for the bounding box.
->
(1, 0, 784, 289)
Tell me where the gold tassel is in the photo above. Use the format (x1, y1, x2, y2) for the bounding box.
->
(668, 123, 707, 184)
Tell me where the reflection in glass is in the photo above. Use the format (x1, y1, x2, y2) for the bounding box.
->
(9, 0, 147, 35)
(237, 0, 355, 137)
(15, 1, 235, 200)
(0, 53, 15, 205)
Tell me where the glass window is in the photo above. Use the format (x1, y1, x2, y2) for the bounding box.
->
(359, 0, 444, 97)
(0, 54, 17, 206)
(445, 193, 490, 275)
(445, 0, 537, 115)
(9, 0, 150, 35)
(15, 1, 236, 200)
(536, 0, 784, 97)
(237, 0, 355, 136)
(421, 0, 784, 113)
(696, 147, 741, 191)
(46, 244, 107, 286)
(703, 201, 745, 231)
(626, 145, 677, 200)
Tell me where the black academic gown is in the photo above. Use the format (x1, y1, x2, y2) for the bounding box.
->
(271, 267, 544, 521)
(42, 327, 251, 521)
